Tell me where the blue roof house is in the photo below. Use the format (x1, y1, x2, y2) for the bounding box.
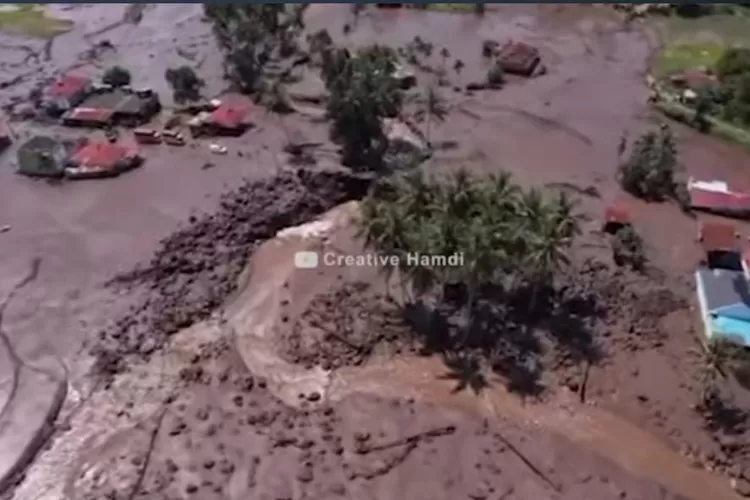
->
(696, 266, 750, 347)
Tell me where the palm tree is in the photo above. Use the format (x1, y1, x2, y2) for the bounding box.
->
(397, 168, 437, 219)
(440, 47, 450, 74)
(439, 352, 488, 394)
(357, 198, 409, 289)
(549, 191, 583, 240)
(519, 189, 576, 313)
(691, 339, 736, 404)
(421, 86, 448, 144)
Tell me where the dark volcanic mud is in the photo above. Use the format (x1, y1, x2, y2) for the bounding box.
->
(74, 336, 691, 500)
(281, 253, 688, 398)
(282, 282, 415, 371)
(92, 168, 371, 376)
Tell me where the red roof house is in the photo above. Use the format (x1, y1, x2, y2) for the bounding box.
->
(62, 107, 115, 127)
(191, 101, 252, 137)
(496, 41, 541, 76)
(208, 104, 247, 130)
(699, 221, 738, 254)
(689, 187, 750, 217)
(603, 201, 632, 233)
(47, 74, 90, 98)
(43, 74, 92, 113)
(65, 141, 141, 179)
(670, 69, 719, 91)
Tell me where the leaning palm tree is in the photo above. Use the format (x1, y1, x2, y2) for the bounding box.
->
(691, 339, 736, 404)
(421, 86, 448, 144)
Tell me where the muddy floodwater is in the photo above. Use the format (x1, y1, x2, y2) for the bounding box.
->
(4, 4, 750, 500)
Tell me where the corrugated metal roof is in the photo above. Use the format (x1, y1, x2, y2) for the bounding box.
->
(497, 41, 540, 69)
(699, 221, 738, 253)
(65, 107, 114, 123)
(604, 202, 631, 225)
(48, 74, 90, 99)
(689, 187, 750, 213)
(697, 267, 750, 311)
(208, 104, 248, 129)
(70, 142, 129, 170)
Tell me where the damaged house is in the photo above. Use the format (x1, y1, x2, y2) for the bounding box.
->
(496, 41, 541, 77)
(42, 74, 93, 116)
(65, 141, 143, 179)
(188, 102, 252, 137)
(62, 86, 161, 128)
(16, 136, 68, 178)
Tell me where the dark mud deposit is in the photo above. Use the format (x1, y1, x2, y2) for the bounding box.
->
(73, 336, 690, 500)
(280, 256, 687, 398)
(93, 169, 371, 376)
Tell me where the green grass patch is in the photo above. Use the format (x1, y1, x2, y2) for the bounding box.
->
(652, 99, 750, 151)
(652, 14, 750, 77)
(653, 42, 724, 77)
(0, 5, 73, 38)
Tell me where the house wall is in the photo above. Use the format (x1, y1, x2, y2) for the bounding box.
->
(69, 83, 93, 108)
(43, 97, 71, 112)
(694, 270, 714, 344)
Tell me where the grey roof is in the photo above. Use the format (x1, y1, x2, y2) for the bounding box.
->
(697, 267, 750, 311)
(78, 89, 148, 115)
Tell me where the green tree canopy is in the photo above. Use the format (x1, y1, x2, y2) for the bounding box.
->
(325, 45, 403, 171)
(102, 65, 131, 87)
(357, 168, 581, 322)
(716, 47, 750, 84)
(203, 4, 307, 93)
(165, 66, 204, 103)
(618, 125, 680, 201)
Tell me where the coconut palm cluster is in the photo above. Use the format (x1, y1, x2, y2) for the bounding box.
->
(357, 169, 583, 344)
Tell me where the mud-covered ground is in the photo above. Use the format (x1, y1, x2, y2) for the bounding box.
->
(5, 3, 750, 500)
(70, 336, 690, 500)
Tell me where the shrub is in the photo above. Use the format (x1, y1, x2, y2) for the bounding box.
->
(487, 60, 504, 86)
(102, 66, 131, 87)
(618, 125, 679, 201)
(612, 225, 646, 271)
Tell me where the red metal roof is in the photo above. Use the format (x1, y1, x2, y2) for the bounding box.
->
(207, 104, 247, 129)
(65, 107, 115, 123)
(48, 74, 90, 99)
(70, 142, 130, 170)
(699, 221, 738, 253)
(604, 202, 632, 225)
(670, 70, 718, 90)
(498, 41, 539, 63)
(690, 187, 750, 213)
